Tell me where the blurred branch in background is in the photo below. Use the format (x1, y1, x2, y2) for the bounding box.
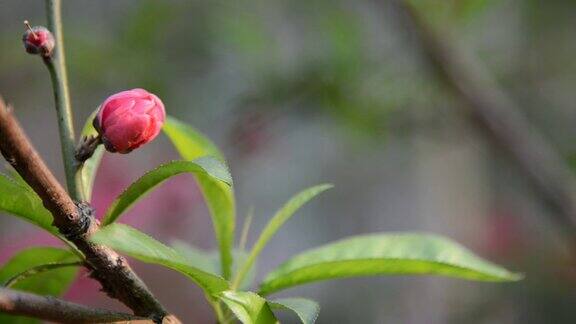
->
(393, 0, 576, 257)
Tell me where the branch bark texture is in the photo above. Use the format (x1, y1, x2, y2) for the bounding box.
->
(0, 287, 147, 323)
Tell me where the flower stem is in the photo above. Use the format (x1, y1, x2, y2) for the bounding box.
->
(44, 0, 82, 201)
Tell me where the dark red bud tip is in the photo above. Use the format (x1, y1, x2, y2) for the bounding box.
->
(22, 21, 55, 57)
(94, 89, 166, 154)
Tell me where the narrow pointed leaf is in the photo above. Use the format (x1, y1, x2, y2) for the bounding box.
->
(0, 247, 80, 293)
(163, 116, 235, 279)
(79, 110, 104, 202)
(234, 184, 332, 288)
(163, 115, 224, 161)
(102, 157, 232, 225)
(171, 240, 219, 274)
(172, 241, 255, 289)
(268, 298, 320, 324)
(0, 247, 80, 324)
(219, 291, 278, 324)
(0, 174, 58, 235)
(259, 233, 522, 295)
(90, 224, 229, 295)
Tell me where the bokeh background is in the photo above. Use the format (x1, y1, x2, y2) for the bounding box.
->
(1, 0, 576, 323)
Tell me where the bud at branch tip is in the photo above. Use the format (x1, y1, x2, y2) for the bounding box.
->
(22, 20, 55, 58)
(23, 20, 38, 39)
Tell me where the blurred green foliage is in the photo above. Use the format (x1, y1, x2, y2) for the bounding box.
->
(3, 0, 576, 322)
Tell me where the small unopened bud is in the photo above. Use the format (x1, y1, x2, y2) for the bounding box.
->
(93, 89, 166, 154)
(22, 21, 55, 57)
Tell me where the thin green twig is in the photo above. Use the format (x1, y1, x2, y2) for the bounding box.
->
(44, 0, 82, 201)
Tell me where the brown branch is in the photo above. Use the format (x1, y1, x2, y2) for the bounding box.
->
(393, 1, 576, 248)
(0, 287, 148, 323)
(0, 100, 77, 229)
(0, 98, 170, 320)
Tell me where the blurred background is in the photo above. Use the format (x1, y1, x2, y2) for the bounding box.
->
(1, 0, 576, 323)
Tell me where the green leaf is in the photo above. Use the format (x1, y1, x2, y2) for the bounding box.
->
(233, 184, 332, 289)
(79, 110, 104, 202)
(163, 115, 224, 161)
(171, 240, 219, 274)
(0, 173, 58, 235)
(163, 116, 235, 280)
(0, 247, 80, 324)
(102, 157, 232, 225)
(172, 241, 255, 290)
(90, 224, 229, 296)
(259, 233, 522, 295)
(219, 291, 278, 324)
(0, 247, 80, 293)
(268, 298, 320, 324)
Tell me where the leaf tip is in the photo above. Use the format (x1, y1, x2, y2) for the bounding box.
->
(504, 271, 524, 281)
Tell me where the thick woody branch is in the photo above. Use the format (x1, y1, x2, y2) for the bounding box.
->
(0, 287, 147, 323)
(0, 98, 77, 228)
(394, 1, 576, 245)
(0, 98, 168, 320)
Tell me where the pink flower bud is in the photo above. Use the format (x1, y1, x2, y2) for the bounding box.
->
(22, 23, 55, 57)
(94, 88, 166, 154)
